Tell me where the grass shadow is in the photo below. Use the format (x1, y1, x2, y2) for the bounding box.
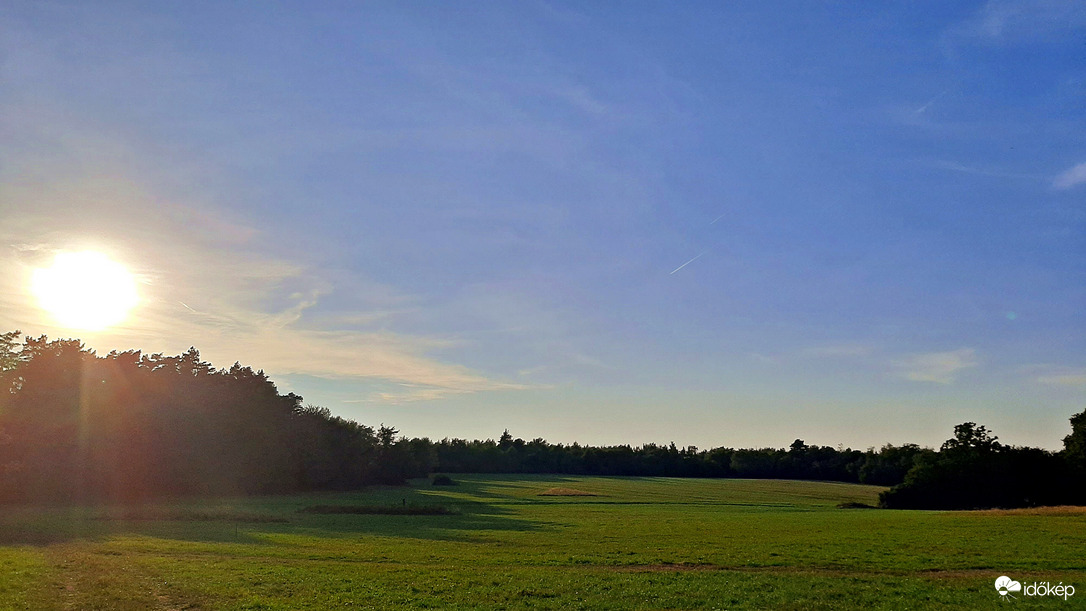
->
(0, 479, 549, 547)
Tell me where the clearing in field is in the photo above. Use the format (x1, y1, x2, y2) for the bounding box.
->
(1, 475, 1083, 609)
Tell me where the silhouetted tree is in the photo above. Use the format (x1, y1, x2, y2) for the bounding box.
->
(880, 422, 1070, 509)
(1063, 408, 1086, 504)
(1063, 409, 1086, 469)
(857, 444, 931, 486)
(940, 422, 1000, 453)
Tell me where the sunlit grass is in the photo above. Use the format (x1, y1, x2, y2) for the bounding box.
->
(1, 475, 1083, 609)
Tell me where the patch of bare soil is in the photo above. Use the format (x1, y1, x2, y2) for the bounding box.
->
(610, 563, 717, 573)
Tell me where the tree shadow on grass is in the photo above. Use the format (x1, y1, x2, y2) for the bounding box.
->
(286, 507, 546, 544)
(0, 480, 550, 547)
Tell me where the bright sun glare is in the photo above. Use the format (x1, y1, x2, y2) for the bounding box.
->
(31, 251, 139, 331)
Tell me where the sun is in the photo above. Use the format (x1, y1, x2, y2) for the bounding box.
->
(31, 251, 140, 331)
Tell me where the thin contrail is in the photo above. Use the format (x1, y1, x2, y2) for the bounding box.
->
(670, 251, 706, 275)
(914, 89, 948, 114)
(710, 213, 725, 225)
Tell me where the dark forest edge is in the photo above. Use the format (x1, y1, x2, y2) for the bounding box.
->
(1, 333, 1083, 510)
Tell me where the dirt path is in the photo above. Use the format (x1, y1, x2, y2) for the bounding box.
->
(44, 544, 199, 610)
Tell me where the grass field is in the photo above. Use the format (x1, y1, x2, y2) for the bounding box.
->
(0, 475, 1083, 609)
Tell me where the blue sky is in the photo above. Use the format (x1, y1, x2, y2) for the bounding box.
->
(1, 1, 1083, 450)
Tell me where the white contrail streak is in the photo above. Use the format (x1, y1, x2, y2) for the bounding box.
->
(914, 89, 948, 114)
(710, 213, 725, 225)
(669, 251, 706, 275)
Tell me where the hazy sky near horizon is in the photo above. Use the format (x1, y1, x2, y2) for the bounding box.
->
(1, 1, 1084, 450)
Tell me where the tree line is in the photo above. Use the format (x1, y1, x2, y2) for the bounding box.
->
(0, 333, 1082, 508)
(0, 333, 409, 502)
(426, 432, 928, 487)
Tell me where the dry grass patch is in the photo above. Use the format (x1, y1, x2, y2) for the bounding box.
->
(538, 488, 598, 496)
(967, 505, 1086, 516)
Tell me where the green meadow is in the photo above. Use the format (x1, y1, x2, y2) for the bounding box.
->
(0, 475, 1083, 609)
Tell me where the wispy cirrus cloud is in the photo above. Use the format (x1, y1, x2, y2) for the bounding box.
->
(801, 343, 873, 358)
(934, 160, 1043, 181)
(1053, 162, 1086, 190)
(1021, 365, 1086, 387)
(894, 348, 978, 384)
(965, 0, 1086, 41)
